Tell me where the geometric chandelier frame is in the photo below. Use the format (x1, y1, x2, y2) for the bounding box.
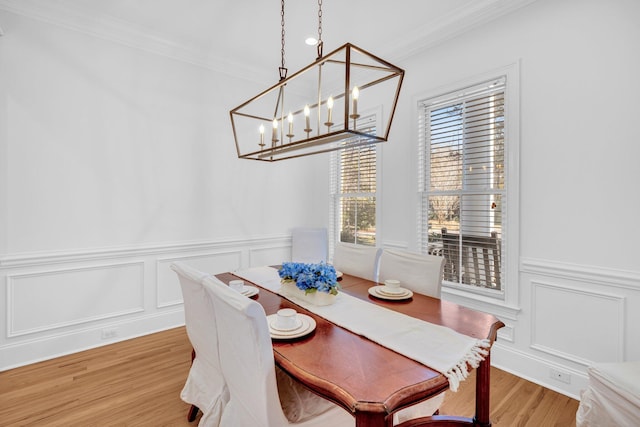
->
(230, 43, 404, 161)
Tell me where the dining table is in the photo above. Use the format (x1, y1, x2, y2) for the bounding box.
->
(215, 269, 504, 427)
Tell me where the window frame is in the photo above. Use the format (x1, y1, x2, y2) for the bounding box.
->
(416, 63, 520, 307)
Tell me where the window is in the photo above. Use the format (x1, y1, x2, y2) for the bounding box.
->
(330, 116, 379, 248)
(419, 76, 510, 294)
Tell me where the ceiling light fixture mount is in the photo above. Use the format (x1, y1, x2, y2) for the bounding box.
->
(229, 0, 404, 162)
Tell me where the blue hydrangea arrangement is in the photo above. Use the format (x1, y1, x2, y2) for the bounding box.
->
(278, 262, 339, 295)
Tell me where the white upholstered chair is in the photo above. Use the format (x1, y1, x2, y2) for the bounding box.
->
(291, 227, 328, 263)
(576, 361, 640, 427)
(377, 249, 445, 298)
(202, 275, 353, 426)
(376, 249, 447, 419)
(171, 262, 229, 426)
(332, 242, 381, 281)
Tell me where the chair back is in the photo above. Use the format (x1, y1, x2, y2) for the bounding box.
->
(332, 243, 381, 281)
(202, 276, 290, 427)
(291, 227, 328, 263)
(441, 228, 501, 289)
(170, 262, 228, 425)
(377, 249, 444, 298)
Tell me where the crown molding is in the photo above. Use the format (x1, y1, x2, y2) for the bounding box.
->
(0, 0, 538, 84)
(0, 0, 263, 81)
(387, 0, 539, 63)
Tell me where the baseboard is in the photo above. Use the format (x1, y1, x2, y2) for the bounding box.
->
(0, 309, 184, 371)
(492, 341, 587, 400)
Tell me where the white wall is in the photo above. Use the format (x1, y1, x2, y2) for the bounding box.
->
(0, 9, 329, 369)
(2, 0, 639, 402)
(380, 0, 640, 398)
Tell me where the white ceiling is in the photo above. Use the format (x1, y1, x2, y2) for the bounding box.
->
(0, 0, 537, 84)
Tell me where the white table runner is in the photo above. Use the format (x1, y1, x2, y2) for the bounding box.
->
(235, 266, 490, 392)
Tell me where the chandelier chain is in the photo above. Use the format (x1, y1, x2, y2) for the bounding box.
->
(317, 0, 323, 43)
(279, 0, 287, 79)
(316, 0, 324, 58)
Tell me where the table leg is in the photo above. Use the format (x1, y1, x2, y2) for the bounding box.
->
(474, 354, 492, 427)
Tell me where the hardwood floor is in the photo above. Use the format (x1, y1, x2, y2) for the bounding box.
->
(440, 364, 579, 426)
(0, 327, 579, 426)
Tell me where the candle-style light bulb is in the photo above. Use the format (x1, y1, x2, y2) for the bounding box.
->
(326, 96, 334, 124)
(304, 105, 312, 135)
(259, 124, 265, 146)
(287, 112, 294, 137)
(352, 86, 359, 116)
(272, 118, 278, 142)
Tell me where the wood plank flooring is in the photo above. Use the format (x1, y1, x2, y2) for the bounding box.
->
(0, 327, 579, 426)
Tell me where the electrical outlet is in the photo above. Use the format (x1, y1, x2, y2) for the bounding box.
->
(550, 368, 571, 384)
(101, 328, 118, 340)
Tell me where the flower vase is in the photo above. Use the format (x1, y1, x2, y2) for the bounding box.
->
(280, 282, 337, 306)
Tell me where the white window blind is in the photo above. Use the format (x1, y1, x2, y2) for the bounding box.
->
(419, 77, 506, 291)
(330, 118, 377, 247)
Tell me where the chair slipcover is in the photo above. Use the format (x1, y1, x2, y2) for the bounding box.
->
(378, 249, 445, 298)
(576, 361, 640, 427)
(171, 262, 229, 426)
(376, 249, 447, 418)
(332, 243, 381, 281)
(291, 227, 329, 263)
(202, 276, 354, 427)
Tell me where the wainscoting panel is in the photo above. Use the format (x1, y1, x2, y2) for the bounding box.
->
(0, 235, 291, 371)
(156, 250, 242, 308)
(492, 257, 640, 399)
(7, 262, 144, 337)
(531, 280, 625, 365)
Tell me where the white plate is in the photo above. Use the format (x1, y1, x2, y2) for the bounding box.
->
(336, 270, 343, 278)
(377, 286, 410, 297)
(368, 286, 413, 301)
(267, 314, 316, 339)
(240, 286, 259, 298)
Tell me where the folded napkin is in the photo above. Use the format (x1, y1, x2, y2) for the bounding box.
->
(235, 266, 490, 392)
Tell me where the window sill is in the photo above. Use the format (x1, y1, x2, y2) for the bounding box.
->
(441, 286, 521, 321)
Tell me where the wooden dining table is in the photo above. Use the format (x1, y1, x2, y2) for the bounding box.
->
(215, 271, 504, 427)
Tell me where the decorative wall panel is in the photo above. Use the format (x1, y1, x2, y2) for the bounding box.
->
(531, 280, 625, 364)
(7, 262, 144, 337)
(1, 235, 292, 371)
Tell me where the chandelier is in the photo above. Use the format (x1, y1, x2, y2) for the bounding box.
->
(229, 0, 404, 161)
